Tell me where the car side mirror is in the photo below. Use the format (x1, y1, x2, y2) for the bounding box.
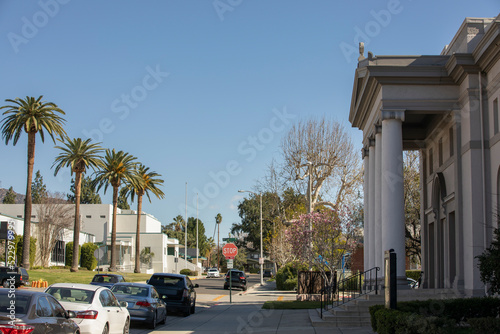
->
(120, 301, 128, 308)
(66, 311, 77, 319)
(146, 280, 149, 284)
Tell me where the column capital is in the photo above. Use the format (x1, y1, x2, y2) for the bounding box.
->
(369, 137, 375, 147)
(375, 124, 382, 134)
(362, 147, 369, 159)
(381, 109, 405, 122)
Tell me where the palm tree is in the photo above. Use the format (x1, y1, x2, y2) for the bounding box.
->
(93, 149, 137, 272)
(215, 213, 222, 270)
(0, 96, 66, 269)
(52, 137, 104, 272)
(127, 164, 165, 273)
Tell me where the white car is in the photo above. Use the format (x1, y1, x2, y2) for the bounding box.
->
(45, 283, 130, 334)
(206, 268, 220, 278)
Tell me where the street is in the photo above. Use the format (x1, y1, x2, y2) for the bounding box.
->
(129, 274, 267, 334)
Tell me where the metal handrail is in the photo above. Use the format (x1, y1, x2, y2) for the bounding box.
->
(320, 267, 380, 318)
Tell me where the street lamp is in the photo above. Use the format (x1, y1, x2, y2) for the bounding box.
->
(238, 189, 264, 286)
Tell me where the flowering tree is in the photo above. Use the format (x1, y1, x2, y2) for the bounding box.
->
(285, 209, 358, 290)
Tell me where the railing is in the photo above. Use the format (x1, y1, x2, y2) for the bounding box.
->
(320, 267, 380, 318)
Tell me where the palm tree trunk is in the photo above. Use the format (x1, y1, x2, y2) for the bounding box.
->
(109, 186, 119, 272)
(71, 172, 82, 272)
(134, 194, 143, 273)
(22, 132, 36, 269)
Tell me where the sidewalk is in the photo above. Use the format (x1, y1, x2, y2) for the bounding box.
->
(150, 281, 376, 334)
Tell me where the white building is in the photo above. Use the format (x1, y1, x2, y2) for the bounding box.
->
(0, 212, 95, 267)
(349, 15, 500, 296)
(0, 204, 198, 273)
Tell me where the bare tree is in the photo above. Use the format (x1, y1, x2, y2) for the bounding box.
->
(36, 192, 74, 267)
(281, 117, 362, 212)
(404, 151, 421, 266)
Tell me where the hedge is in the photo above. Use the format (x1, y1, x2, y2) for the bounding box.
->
(180, 269, 197, 276)
(80, 243, 98, 270)
(370, 297, 500, 334)
(405, 270, 421, 281)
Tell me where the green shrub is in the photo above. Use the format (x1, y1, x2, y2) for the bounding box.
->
(180, 269, 196, 276)
(249, 268, 259, 274)
(468, 317, 500, 334)
(406, 270, 421, 281)
(276, 262, 307, 290)
(15, 235, 37, 267)
(283, 278, 297, 291)
(65, 242, 81, 267)
(369, 304, 385, 332)
(80, 243, 98, 271)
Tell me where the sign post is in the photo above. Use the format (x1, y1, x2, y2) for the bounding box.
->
(223, 243, 238, 304)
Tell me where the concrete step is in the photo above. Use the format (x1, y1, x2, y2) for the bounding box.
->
(309, 309, 372, 328)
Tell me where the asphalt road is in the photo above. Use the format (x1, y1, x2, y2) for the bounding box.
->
(128, 274, 262, 333)
(196, 273, 261, 295)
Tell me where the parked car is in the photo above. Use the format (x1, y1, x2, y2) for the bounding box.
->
(407, 277, 419, 289)
(90, 274, 126, 289)
(0, 289, 80, 333)
(0, 266, 29, 288)
(206, 268, 220, 278)
(45, 283, 130, 334)
(146, 273, 198, 316)
(224, 270, 247, 291)
(263, 270, 273, 278)
(111, 282, 167, 329)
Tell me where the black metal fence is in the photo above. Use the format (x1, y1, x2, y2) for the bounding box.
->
(320, 267, 380, 318)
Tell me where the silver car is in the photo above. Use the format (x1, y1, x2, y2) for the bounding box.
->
(111, 283, 167, 329)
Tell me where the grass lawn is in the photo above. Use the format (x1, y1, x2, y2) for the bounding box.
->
(262, 300, 323, 310)
(27, 269, 152, 286)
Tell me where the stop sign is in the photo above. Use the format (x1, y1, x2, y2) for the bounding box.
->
(223, 243, 238, 259)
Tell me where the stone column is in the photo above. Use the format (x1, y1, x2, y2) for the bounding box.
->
(368, 138, 376, 272)
(374, 125, 383, 272)
(381, 110, 407, 287)
(362, 147, 370, 277)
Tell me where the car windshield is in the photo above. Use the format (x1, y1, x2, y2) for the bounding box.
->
(209, 269, 217, 272)
(46, 287, 94, 304)
(92, 275, 120, 283)
(149, 276, 184, 288)
(111, 285, 149, 297)
(0, 294, 30, 315)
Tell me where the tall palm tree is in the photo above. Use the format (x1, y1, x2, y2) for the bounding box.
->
(52, 137, 104, 272)
(0, 96, 66, 269)
(93, 149, 137, 272)
(127, 164, 165, 273)
(215, 213, 222, 270)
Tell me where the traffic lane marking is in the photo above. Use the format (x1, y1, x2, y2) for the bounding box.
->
(212, 295, 225, 302)
(277, 296, 283, 301)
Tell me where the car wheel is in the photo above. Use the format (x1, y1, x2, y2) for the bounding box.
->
(224, 285, 228, 290)
(149, 312, 157, 329)
(123, 318, 130, 334)
(102, 324, 109, 334)
(159, 310, 167, 325)
(190, 301, 195, 314)
(242, 286, 247, 291)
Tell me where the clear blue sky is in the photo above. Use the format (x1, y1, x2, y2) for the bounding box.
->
(0, 1, 498, 241)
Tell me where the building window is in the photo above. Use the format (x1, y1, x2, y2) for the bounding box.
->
(31, 215, 36, 218)
(494, 98, 499, 135)
(438, 138, 443, 166)
(17, 215, 22, 218)
(449, 127, 454, 157)
(429, 148, 434, 174)
(100, 215, 106, 218)
(85, 215, 91, 219)
(51, 240, 65, 263)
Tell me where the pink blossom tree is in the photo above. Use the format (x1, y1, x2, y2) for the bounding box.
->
(285, 208, 359, 291)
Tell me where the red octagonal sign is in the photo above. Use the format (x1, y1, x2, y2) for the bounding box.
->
(223, 243, 238, 259)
